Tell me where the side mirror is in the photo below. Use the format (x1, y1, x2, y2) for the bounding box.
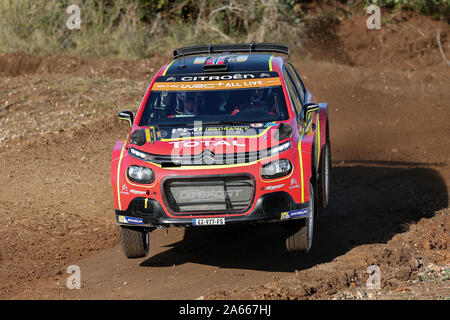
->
(118, 111, 134, 128)
(302, 103, 319, 122)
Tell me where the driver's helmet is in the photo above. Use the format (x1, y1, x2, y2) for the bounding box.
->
(176, 91, 187, 108)
(181, 92, 203, 115)
(250, 88, 265, 104)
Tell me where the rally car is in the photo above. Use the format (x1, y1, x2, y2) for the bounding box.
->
(111, 43, 331, 258)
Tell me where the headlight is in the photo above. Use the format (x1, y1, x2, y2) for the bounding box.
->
(129, 147, 154, 161)
(261, 159, 292, 179)
(127, 165, 154, 184)
(268, 141, 291, 157)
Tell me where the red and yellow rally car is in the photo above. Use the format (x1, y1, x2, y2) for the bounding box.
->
(111, 43, 331, 258)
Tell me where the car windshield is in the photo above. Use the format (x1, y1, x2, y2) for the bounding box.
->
(139, 74, 289, 126)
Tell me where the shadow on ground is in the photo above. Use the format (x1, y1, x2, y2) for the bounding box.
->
(140, 162, 448, 272)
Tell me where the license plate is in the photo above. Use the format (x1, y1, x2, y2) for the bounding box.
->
(193, 218, 225, 226)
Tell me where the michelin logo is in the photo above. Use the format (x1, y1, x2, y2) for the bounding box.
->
(280, 209, 308, 220)
(118, 215, 144, 225)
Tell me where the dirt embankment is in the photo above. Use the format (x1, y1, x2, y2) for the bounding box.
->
(0, 12, 449, 299)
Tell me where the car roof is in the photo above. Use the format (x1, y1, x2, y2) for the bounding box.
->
(160, 53, 287, 76)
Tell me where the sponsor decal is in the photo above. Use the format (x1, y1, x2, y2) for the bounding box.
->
(146, 127, 164, 144)
(179, 189, 241, 201)
(165, 125, 264, 139)
(160, 130, 168, 138)
(266, 184, 285, 191)
(205, 56, 226, 66)
(250, 123, 264, 128)
(152, 78, 281, 91)
(118, 215, 144, 225)
(230, 55, 248, 62)
(264, 121, 278, 128)
(180, 74, 255, 81)
(130, 189, 146, 195)
(172, 127, 203, 135)
(156, 72, 278, 82)
(193, 57, 207, 64)
(193, 55, 248, 65)
(280, 208, 308, 220)
(153, 72, 281, 91)
(204, 126, 249, 131)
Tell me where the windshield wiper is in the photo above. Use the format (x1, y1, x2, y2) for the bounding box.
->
(191, 121, 253, 126)
(150, 120, 255, 127)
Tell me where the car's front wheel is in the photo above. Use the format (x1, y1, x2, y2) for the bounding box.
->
(284, 182, 315, 254)
(119, 226, 149, 258)
(318, 141, 331, 209)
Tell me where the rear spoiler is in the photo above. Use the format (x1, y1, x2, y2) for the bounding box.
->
(173, 43, 289, 59)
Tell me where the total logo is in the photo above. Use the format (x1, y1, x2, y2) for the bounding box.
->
(169, 140, 245, 148)
(266, 184, 285, 191)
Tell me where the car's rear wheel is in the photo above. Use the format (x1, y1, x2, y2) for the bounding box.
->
(318, 141, 331, 209)
(284, 182, 315, 254)
(119, 226, 149, 259)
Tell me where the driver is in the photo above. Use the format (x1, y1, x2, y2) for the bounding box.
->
(231, 88, 272, 116)
(169, 92, 201, 117)
(250, 88, 265, 106)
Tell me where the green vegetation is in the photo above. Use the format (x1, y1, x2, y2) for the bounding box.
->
(0, 0, 303, 59)
(0, 0, 150, 58)
(0, 0, 447, 59)
(367, 0, 449, 20)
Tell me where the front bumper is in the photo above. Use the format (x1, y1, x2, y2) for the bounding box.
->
(115, 191, 309, 228)
(112, 145, 311, 228)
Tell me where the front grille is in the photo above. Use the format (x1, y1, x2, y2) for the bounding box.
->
(163, 176, 255, 214)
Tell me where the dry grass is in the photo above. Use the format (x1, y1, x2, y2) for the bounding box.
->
(0, 0, 305, 58)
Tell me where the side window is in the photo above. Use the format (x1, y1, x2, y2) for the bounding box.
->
(283, 67, 303, 120)
(286, 63, 306, 103)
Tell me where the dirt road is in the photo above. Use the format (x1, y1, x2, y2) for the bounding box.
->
(0, 13, 449, 299)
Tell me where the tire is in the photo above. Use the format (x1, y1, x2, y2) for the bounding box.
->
(120, 226, 149, 259)
(284, 182, 315, 254)
(318, 141, 331, 209)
